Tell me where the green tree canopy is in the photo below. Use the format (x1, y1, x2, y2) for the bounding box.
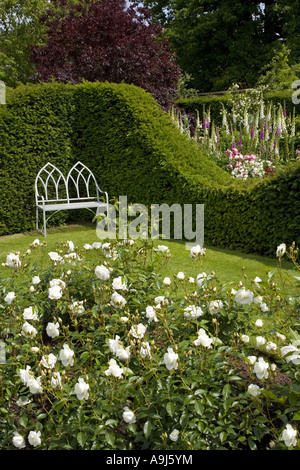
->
(0, 0, 51, 87)
(142, 0, 300, 92)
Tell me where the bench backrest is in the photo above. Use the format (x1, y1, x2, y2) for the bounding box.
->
(35, 161, 101, 205)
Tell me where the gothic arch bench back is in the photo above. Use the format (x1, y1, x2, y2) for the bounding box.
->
(35, 161, 108, 237)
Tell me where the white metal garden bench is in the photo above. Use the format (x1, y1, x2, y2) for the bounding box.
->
(35, 161, 108, 237)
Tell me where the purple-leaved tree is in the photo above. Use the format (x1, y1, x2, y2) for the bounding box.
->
(31, 0, 181, 108)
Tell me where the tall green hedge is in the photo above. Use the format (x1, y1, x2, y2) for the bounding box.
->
(0, 81, 299, 256)
(0, 82, 75, 235)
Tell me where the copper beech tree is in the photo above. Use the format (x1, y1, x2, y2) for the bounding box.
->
(31, 0, 180, 108)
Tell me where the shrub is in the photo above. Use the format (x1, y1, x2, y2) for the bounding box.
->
(0, 236, 300, 450)
(0, 82, 75, 235)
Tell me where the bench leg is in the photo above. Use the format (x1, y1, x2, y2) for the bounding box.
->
(43, 210, 47, 237)
(36, 207, 39, 232)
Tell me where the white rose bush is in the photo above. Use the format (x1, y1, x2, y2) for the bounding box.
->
(0, 237, 300, 450)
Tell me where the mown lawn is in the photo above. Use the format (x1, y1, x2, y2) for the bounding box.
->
(0, 222, 294, 289)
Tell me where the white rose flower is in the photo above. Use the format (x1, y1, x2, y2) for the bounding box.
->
(102, 243, 118, 259)
(183, 305, 203, 319)
(130, 323, 147, 339)
(169, 429, 180, 442)
(48, 285, 63, 300)
(46, 322, 60, 339)
(276, 243, 286, 258)
(116, 346, 131, 361)
(247, 355, 257, 365)
(21, 322, 37, 338)
(196, 272, 208, 287)
(255, 319, 263, 328)
(108, 336, 130, 360)
(140, 342, 151, 358)
(281, 344, 299, 357)
(253, 357, 269, 380)
(50, 278, 66, 288)
(154, 295, 165, 307)
(145, 306, 158, 323)
(6, 253, 21, 268)
(59, 344, 75, 367)
(51, 372, 62, 389)
(64, 252, 81, 264)
(27, 376, 43, 394)
(253, 276, 262, 288)
(193, 328, 213, 348)
(31, 239, 40, 246)
(122, 407, 136, 424)
(19, 365, 32, 385)
(163, 347, 179, 371)
(41, 353, 57, 369)
(12, 433, 26, 449)
(23, 306, 39, 321)
(108, 335, 122, 355)
(276, 332, 286, 341)
(241, 334, 250, 343)
(235, 288, 254, 305)
(208, 300, 223, 315)
(163, 277, 171, 286)
(281, 344, 300, 364)
(28, 430, 41, 447)
(67, 240, 74, 252)
(110, 291, 127, 309)
(190, 244, 205, 260)
(74, 378, 89, 401)
(95, 264, 111, 281)
(4, 291, 16, 304)
(91, 242, 102, 249)
(112, 276, 127, 290)
(32, 276, 41, 285)
(177, 271, 185, 280)
(248, 384, 262, 397)
(104, 359, 124, 378)
(256, 336, 266, 347)
(157, 245, 170, 253)
(281, 424, 297, 447)
(70, 301, 85, 314)
(48, 251, 63, 263)
(260, 302, 269, 312)
(266, 341, 277, 352)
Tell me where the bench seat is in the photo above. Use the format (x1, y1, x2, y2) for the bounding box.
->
(37, 201, 107, 212)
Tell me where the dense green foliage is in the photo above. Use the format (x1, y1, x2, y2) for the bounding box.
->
(1, 235, 300, 450)
(0, 81, 299, 256)
(0, 82, 75, 234)
(0, 0, 50, 87)
(142, 0, 300, 92)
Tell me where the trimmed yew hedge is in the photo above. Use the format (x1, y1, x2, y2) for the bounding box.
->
(0, 81, 299, 256)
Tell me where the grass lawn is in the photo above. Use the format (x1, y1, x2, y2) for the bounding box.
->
(0, 223, 294, 290)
